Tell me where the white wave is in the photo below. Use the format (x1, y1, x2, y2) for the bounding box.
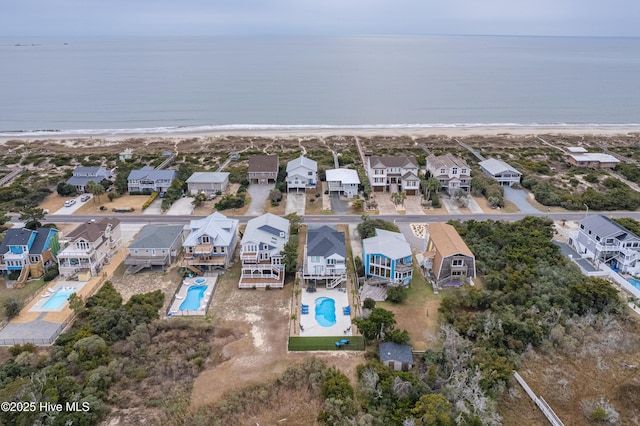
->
(2, 122, 640, 137)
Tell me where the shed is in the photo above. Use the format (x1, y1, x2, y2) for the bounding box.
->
(379, 342, 414, 371)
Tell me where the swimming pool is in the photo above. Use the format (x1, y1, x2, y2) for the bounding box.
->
(42, 289, 76, 310)
(628, 278, 640, 291)
(315, 297, 336, 327)
(179, 285, 207, 311)
(195, 278, 206, 284)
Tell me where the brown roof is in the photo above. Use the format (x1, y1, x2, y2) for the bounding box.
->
(427, 153, 470, 171)
(66, 217, 121, 242)
(369, 156, 418, 169)
(426, 223, 474, 258)
(248, 155, 279, 173)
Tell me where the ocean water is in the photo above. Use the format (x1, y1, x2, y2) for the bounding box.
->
(1, 35, 639, 135)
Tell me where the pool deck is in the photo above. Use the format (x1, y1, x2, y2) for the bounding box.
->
(28, 281, 87, 313)
(299, 288, 352, 337)
(168, 276, 217, 316)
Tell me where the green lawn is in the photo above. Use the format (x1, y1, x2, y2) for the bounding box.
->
(288, 335, 365, 351)
(0, 277, 46, 322)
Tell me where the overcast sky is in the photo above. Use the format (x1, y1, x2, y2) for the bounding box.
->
(1, 0, 639, 37)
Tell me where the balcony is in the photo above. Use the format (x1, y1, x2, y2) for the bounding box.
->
(184, 255, 226, 266)
(240, 251, 259, 262)
(395, 262, 413, 273)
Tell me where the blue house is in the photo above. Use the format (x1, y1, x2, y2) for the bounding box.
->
(0, 227, 59, 280)
(362, 229, 413, 285)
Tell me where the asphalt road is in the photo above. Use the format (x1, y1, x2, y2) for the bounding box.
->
(24, 211, 625, 226)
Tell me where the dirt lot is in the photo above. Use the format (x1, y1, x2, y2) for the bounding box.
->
(74, 194, 150, 214)
(189, 261, 366, 409)
(39, 193, 74, 213)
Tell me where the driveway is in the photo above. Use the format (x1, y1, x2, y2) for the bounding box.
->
(247, 184, 274, 216)
(403, 195, 425, 215)
(373, 193, 397, 215)
(329, 194, 351, 214)
(285, 192, 306, 216)
(51, 194, 89, 215)
(503, 186, 540, 214)
(143, 198, 162, 215)
(166, 197, 194, 215)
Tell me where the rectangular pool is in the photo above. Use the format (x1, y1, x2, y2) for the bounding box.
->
(42, 289, 76, 310)
(628, 278, 640, 291)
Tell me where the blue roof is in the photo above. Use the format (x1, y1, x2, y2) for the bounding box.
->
(379, 342, 413, 365)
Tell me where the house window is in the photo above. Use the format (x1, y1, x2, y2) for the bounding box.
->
(440, 168, 446, 174)
(605, 239, 613, 244)
(452, 167, 458, 175)
(461, 168, 467, 174)
(595, 236, 600, 242)
(201, 236, 210, 244)
(76, 241, 90, 250)
(311, 256, 319, 262)
(308, 171, 313, 176)
(327, 258, 336, 265)
(451, 259, 464, 266)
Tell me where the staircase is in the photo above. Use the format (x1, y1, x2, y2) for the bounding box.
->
(366, 276, 390, 287)
(327, 276, 345, 289)
(184, 264, 203, 276)
(15, 267, 30, 288)
(125, 263, 148, 275)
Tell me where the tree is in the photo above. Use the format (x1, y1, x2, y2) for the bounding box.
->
(191, 192, 207, 207)
(391, 191, 407, 207)
(453, 189, 469, 208)
(411, 394, 454, 426)
(19, 206, 46, 229)
(86, 180, 105, 203)
(284, 212, 302, 234)
(4, 297, 21, 319)
(363, 298, 376, 310)
(269, 188, 283, 203)
(114, 162, 136, 194)
(353, 307, 397, 342)
(56, 181, 78, 196)
(357, 216, 399, 239)
(0, 210, 9, 228)
(422, 178, 442, 201)
(386, 286, 408, 304)
(177, 163, 194, 183)
(281, 236, 299, 276)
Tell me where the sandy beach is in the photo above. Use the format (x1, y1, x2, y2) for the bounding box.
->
(1, 125, 639, 145)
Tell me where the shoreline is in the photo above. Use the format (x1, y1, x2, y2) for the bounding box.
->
(1, 124, 639, 142)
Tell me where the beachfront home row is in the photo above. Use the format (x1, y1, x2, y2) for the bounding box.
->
(366, 156, 420, 195)
(302, 225, 347, 288)
(127, 167, 177, 193)
(124, 224, 186, 274)
(362, 229, 413, 286)
(239, 213, 290, 288)
(478, 158, 521, 187)
(286, 155, 318, 192)
(57, 218, 122, 277)
(423, 222, 476, 288)
(571, 214, 640, 275)
(182, 212, 239, 275)
(426, 153, 471, 195)
(0, 227, 59, 282)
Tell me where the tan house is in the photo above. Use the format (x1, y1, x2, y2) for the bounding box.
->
(426, 153, 471, 195)
(564, 153, 620, 169)
(248, 155, 279, 184)
(57, 217, 122, 277)
(424, 222, 476, 288)
(366, 156, 420, 195)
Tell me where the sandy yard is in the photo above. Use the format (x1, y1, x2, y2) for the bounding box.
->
(39, 193, 75, 213)
(73, 194, 150, 214)
(108, 264, 182, 311)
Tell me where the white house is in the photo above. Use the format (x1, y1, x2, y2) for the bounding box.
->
(571, 214, 640, 275)
(66, 166, 110, 193)
(478, 158, 522, 187)
(127, 167, 177, 193)
(119, 148, 133, 162)
(286, 156, 318, 192)
(182, 212, 239, 274)
(302, 225, 347, 288)
(239, 213, 290, 289)
(366, 156, 420, 195)
(326, 168, 360, 198)
(57, 217, 122, 277)
(426, 153, 471, 195)
(186, 172, 230, 197)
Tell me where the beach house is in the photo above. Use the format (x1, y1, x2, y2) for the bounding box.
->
(424, 222, 476, 288)
(302, 225, 347, 288)
(564, 153, 620, 170)
(285, 155, 318, 192)
(127, 167, 177, 193)
(124, 224, 186, 274)
(326, 168, 360, 198)
(239, 213, 290, 289)
(362, 229, 413, 286)
(426, 153, 471, 195)
(186, 172, 230, 197)
(66, 166, 110, 193)
(182, 212, 238, 274)
(248, 154, 279, 184)
(571, 214, 640, 275)
(478, 158, 522, 186)
(0, 227, 59, 282)
(366, 156, 420, 195)
(57, 217, 122, 277)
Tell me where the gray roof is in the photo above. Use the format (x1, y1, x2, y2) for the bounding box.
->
(369, 156, 418, 169)
(128, 168, 177, 181)
(582, 214, 638, 240)
(325, 168, 360, 185)
(479, 158, 521, 175)
(363, 229, 412, 259)
(186, 172, 230, 184)
(184, 212, 238, 247)
(286, 156, 318, 173)
(66, 176, 102, 186)
(379, 342, 413, 365)
(73, 166, 106, 175)
(307, 225, 346, 258)
(0, 228, 35, 252)
(129, 225, 184, 249)
(241, 213, 290, 254)
(30, 228, 58, 255)
(427, 153, 470, 171)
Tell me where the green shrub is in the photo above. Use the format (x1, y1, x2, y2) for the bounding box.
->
(4, 297, 21, 319)
(386, 286, 408, 304)
(43, 265, 59, 282)
(142, 192, 159, 210)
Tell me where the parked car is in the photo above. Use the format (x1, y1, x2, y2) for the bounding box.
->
(159, 192, 166, 198)
(80, 195, 91, 202)
(64, 199, 76, 207)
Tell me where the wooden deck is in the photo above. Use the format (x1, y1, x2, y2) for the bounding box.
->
(359, 283, 388, 301)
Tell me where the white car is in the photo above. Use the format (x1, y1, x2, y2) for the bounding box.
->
(64, 199, 76, 207)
